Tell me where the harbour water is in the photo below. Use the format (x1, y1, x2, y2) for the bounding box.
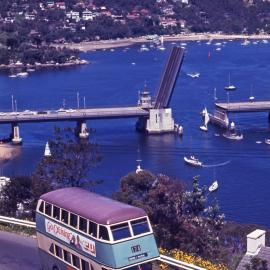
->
(1, 40, 270, 226)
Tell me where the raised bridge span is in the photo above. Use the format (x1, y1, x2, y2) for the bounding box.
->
(1, 46, 185, 144)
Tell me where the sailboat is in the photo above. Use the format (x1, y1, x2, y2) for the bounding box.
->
(209, 181, 218, 192)
(158, 36, 165, 51)
(44, 141, 51, 157)
(214, 88, 217, 101)
(135, 149, 144, 174)
(249, 85, 255, 102)
(224, 73, 237, 91)
(200, 107, 210, 132)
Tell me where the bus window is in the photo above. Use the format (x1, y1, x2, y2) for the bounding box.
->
(79, 217, 87, 233)
(39, 201, 44, 213)
(63, 249, 71, 264)
(53, 206, 60, 220)
(61, 209, 69, 224)
(99, 226, 109, 241)
(70, 213, 78, 228)
(55, 245, 62, 259)
(45, 202, 52, 216)
(72, 254, 80, 269)
(131, 218, 150, 236)
(111, 223, 131, 241)
(49, 244, 54, 254)
(88, 221, 97, 237)
(81, 259, 90, 270)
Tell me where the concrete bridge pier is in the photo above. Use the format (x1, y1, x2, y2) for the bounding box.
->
(136, 108, 175, 134)
(11, 123, 22, 145)
(77, 120, 89, 139)
(268, 112, 270, 122)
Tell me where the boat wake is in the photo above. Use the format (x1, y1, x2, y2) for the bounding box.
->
(202, 160, 231, 168)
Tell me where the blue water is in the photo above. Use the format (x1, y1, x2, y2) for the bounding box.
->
(1, 40, 270, 226)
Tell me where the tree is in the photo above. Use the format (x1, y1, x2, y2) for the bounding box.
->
(31, 126, 102, 211)
(113, 171, 227, 263)
(0, 176, 32, 218)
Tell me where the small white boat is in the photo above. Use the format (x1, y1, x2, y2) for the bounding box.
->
(216, 47, 222, 51)
(223, 132, 243, 140)
(184, 156, 203, 167)
(256, 140, 262, 144)
(9, 74, 17, 78)
(224, 73, 236, 91)
(209, 181, 218, 192)
(139, 44, 149, 52)
(131, 62, 136, 65)
(17, 72, 28, 77)
(241, 39, 250, 46)
(249, 96, 255, 102)
(44, 141, 51, 157)
(200, 107, 210, 132)
(187, 72, 200, 78)
(265, 139, 270, 145)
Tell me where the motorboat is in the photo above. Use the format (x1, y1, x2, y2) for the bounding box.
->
(209, 181, 218, 192)
(265, 139, 270, 145)
(139, 44, 149, 52)
(224, 73, 236, 90)
(17, 72, 28, 77)
(184, 156, 203, 167)
(200, 107, 210, 132)
(223, 132, 243, 140)
(187, 72, 200, 78)
(241, 39, 250, 46)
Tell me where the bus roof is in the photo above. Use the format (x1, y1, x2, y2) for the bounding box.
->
(40, 187, 147, 225)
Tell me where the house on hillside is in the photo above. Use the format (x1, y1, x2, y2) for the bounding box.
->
(236, 229, 270, 269)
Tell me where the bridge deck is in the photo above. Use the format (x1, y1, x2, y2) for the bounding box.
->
(0, 107, 149, 124)
(215, 101, 270, 112)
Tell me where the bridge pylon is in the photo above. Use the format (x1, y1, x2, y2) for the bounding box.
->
(77, 120, 89, 139)
(11, 123, 22, 145)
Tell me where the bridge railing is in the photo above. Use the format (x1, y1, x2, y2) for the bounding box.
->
(159, 254, 206, 270)
(0, 215, 36, 228)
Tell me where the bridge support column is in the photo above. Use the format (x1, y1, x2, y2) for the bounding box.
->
(77, 121, 89, 139)
(11, 123, 22, 145)
(268, 112, 270, 123)
(142, 108, 175, 134)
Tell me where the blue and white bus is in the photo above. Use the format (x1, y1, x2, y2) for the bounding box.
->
(36, 187, 160, 270)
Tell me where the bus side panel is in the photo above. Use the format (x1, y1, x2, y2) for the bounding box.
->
(36, 213, 117, 268)
(112, 235, 159, 268)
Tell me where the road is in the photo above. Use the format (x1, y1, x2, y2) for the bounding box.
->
(0, 231, 41, 270)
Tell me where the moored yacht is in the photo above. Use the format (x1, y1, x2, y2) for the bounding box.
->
(184, 156, 203, 167)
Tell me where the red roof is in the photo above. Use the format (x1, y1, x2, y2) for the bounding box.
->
(41, 187, 146, 225)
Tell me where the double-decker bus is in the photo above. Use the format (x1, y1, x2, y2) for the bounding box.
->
(36, 187, 160, 270)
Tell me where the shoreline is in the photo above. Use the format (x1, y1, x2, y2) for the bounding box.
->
(54, 33, 270, 52)
(0, 59, 89, 73)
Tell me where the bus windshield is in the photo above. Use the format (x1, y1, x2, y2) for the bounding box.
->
(111, 222, 131, 241)
(131, 218, 150, 236)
